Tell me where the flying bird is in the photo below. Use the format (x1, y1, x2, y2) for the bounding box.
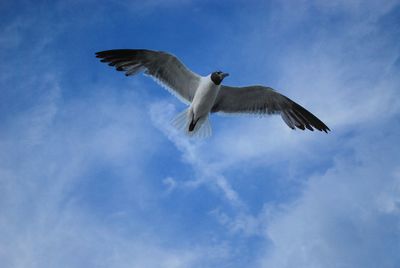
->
(96, 49, 330, 137)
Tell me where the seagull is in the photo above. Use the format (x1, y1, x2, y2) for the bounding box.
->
(96, 49, 330, 137)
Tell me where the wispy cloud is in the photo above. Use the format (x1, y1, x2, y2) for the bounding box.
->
(262, 127, 400, 268)
(149, 101, 244, 207)
(0, 79, 234, 267)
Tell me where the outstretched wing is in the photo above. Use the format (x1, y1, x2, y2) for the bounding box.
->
(96, 49, 201, 104)
(212, 85, 330, 132)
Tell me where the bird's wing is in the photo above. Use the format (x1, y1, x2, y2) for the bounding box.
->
(211, 85, 330, 132)
(96, 49, 201, 104)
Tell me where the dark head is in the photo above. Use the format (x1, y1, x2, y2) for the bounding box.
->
(211, 71, 229, 85)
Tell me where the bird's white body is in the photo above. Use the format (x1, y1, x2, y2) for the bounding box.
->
(190, 75, 220, 121)
(170, 75, 220, 138)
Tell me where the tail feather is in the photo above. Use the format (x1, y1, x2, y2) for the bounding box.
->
(192, 117, 212, 139)
(171, 109, 212, 139)
(171, 109, 189, 131)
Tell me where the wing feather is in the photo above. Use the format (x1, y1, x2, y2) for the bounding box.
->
(212, 85, 330, 132)
(96, 49, 201, 104)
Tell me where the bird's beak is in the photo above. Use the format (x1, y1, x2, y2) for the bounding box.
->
(221, 72, 229, 79)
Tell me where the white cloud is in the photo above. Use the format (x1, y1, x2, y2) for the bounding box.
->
(0, 66, 202, 267)
(0, 203, 221, 268)
(0, 80, 236, 267)
(223, 3, 400, 266)
(149, 101, 245, 207)
(261, 127, 400, 268)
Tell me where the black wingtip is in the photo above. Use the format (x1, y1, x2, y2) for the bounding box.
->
(290, 102, 331, 133)
(95, 50, 124, 59)
(95, 51, 107, 58)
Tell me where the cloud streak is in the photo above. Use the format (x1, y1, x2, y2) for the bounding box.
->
(262, 127, 400, 268)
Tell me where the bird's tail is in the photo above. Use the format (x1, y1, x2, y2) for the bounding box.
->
(171, 109, 212, 139)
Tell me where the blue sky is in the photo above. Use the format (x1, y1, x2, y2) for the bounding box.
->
(1, 0, 400, 267)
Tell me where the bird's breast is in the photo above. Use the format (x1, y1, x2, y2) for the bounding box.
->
(191, 77, 219, 117)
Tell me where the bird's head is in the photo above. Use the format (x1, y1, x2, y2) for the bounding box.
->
(211, 71, 229, 85)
